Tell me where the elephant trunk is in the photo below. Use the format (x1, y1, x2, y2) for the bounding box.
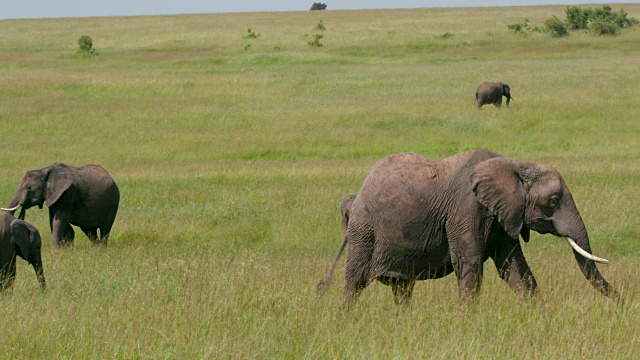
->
(555, 195, 617, 299)
(3, 190, 28, 220)
(2, 191, 23, 216)
(32, 262, 46, 291)
(569, 232, 615, 299)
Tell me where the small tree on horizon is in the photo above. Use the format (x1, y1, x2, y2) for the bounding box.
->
(310, 2, 327, 11)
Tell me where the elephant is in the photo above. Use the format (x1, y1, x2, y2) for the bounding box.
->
(2, 163, 120, 247)
(318, 149, 616, 305)
(0, 213, 46, 291)
(317, 194, 356, 296)
(475, 82, 513, 108)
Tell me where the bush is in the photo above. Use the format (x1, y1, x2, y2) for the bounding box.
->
(507, 19, 531, 34)
(245, 28, 260, 39)
(524, 5, 638, 39)
(77, 35, 95, 53)
(315, 20, 326, 31)
(307, 34, 324, 47)
(310, 2, 327, 10)
(544, 16, 569, 38)
(612, 9, 639, 28)
(591, 19, 620, 36)
(590, 6, 637, 28)
(565, 6, 593, 30)
(592, 5, 615, 22)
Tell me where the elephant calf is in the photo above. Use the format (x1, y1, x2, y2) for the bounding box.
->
(0, 213, 46, 291)
(475, 81, 513, 108)
(319, 149, 616, 305)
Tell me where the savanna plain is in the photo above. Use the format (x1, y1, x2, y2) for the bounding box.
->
(0, 4, 639, 358)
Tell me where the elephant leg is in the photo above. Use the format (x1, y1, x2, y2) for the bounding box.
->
(81, 227, 99, 244)
(343, 227, 374, 306)
(343, 255, 369, 307)
(453, 258, 484, 301)
(51, 212, 73, 247)
(0, 259, 17, 291)
(490, 235, 538, 297)
(98, 224, 112, 245)
(59, 225, 75, 247)
(391, 278, 415, 305)
(448, 224, 487, 302)
(495, 98, 502, 108)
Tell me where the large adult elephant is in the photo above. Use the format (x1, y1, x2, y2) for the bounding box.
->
(475, 82, 513, 108)
(2, 163, 120, 247)
(319, 149, 616, 304)
(0, 213, 46, 291)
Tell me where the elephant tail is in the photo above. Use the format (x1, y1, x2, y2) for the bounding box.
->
(316, 234, 348, 297)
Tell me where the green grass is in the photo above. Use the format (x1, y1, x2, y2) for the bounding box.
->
(1, 4, 639, 358)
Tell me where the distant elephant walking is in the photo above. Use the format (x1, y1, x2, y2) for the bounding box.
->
(2, 163, 120, 247)
(476, 82, 513, 108)
(0, 213, 46, 291)
(319, 149, 616, 305)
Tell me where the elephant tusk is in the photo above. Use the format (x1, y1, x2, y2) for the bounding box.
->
(1, 205, 21, 211)
(565, 237, 609, 264)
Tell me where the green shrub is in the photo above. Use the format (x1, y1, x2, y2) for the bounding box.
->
(245, 28, 260, 39)
(565, 6, 593, 30)
(592, 5, 615, 22)
(307, 34, 324, 47)
(507, 19, 531, 34)
(310, 2, 327, 10)
(591, 19, 620, 36)
(77, 35, 96, 54)
(315, 20, 326, 31)
(544, 16, 569, 37)
(612, 8, 639, 28)
(533, 5, 638, 38)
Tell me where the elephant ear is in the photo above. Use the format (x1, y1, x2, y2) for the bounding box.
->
(471, 157, 526, 240)
(10, 219, 33, 261)
(45, 166, 73, 207)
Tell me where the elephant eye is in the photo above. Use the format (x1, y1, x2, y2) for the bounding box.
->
(549, 195, 560, 209)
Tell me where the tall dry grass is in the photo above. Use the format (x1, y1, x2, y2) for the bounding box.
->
(0, 4, 638, 358)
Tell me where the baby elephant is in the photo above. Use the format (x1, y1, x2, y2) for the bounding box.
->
(475, 82, 513, 108)
(317, 194, 357, 296)
(0, 213, 46, 291)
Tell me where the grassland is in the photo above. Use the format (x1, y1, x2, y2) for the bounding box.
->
(0, 4, 639, 358)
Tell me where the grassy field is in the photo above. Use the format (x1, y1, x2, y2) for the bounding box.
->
(0, 4, 639, 358)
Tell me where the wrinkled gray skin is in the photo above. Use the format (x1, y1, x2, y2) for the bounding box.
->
(319, 149, 616, 305)
(0, 213, 46, 291)
(340, 194, 356, 234)
(5, 163, 120, 247)
(476, 82, 513, 108)
(317, 194, 356, 296)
